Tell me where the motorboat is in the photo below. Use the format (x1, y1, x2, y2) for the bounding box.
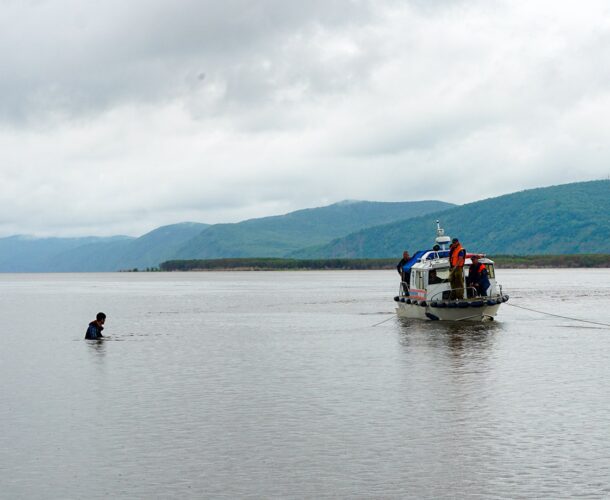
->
(394, 221, 509, 321)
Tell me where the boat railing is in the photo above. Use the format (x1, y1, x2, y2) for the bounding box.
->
(398, 283, 504, 301)
(429, 286, 494, 301)
(429, 251, 445, 261)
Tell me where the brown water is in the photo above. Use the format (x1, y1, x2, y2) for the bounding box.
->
(1, 269, 609, 498)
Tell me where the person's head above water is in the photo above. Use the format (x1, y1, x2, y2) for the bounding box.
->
(96, 312, 106, 323)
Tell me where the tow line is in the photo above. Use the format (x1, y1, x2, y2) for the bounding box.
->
(506, 303, 610, 329)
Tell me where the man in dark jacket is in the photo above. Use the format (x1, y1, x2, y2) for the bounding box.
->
(85, 312, 106, 340)
(467, 256, 490, 296)
(396, 250, 410, 294)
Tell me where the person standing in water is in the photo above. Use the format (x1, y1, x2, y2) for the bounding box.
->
(85, 312, 106, 340)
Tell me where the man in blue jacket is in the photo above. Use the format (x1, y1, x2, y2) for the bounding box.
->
(467, 256, 490, 296)
(85, 312, 106, 340)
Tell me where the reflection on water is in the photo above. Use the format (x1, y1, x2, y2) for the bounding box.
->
(85, 338, 107, 352)
(397, 316, 501, 355)
(0, 270, 609, 499)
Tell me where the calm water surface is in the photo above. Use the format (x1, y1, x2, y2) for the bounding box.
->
(1, 269, 610, 499)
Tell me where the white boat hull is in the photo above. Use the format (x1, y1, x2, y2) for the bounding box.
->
(395, 301, 501, 321)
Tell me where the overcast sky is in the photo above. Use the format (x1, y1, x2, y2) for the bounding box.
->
(1, 0, 609, 237)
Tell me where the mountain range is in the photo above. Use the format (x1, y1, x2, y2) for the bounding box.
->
(174, 200, 453, 259)
(0, 180, 607, 272)
(0, 200, 452, 271)
(291, 180, 610, 258)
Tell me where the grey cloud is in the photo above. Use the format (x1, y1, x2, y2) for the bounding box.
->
(0, 0, 377, 123)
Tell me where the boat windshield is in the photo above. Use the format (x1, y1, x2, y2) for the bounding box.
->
(465, 263, 495, 279)
(486, 264, 495, 279)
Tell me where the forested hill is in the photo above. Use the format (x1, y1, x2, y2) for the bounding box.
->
(0, 235, 133, 272)
(45, 222, 211, 272)
(174, 200, 454, 259)
(0, 181, 606, 271)
(290, 180, 610, 258)
(0, 201, 451, 271)
(0, 222, 209, 272)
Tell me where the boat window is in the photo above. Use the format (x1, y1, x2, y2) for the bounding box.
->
(428, 268, 449, 284)
(486, 264, 495, 279)
(417, 271, 425, 290)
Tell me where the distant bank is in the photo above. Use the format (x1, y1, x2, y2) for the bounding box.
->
(159, 255, 610, 271)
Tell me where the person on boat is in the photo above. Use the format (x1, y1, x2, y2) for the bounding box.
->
(449, 238, 466, 299)
(85, 312, 106, 340)
(396, 250, 410, 294)
(467, 255, 490, 297)
(429, 269, 442, 284)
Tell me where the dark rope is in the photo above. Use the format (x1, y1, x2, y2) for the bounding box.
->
(371, 315, 396, 327)
(506, 303, 610, 328)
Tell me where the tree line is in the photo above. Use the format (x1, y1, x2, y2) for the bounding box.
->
(159, 254, 610, 271)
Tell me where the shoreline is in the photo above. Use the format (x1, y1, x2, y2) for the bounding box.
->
(156, 254, 610, 272)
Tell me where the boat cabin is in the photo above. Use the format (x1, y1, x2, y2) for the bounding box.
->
(405, 251, 498, 302)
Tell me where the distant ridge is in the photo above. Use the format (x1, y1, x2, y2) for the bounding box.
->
(174, 200, 454, 259)
(0, 200, 452, 271)
(0, 223, 209, 272)
(46, 222, 211, 272)
(0, 180, 606, 271)
(290, 180, 610, 258)
(0, 235, 133, 272)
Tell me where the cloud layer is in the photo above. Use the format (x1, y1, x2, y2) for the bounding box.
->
(1, 0, 609, 236)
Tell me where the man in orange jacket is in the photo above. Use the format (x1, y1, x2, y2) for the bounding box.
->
(449, 238, 466, 299)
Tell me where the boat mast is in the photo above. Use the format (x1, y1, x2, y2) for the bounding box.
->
(435, 220, 451, 250)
